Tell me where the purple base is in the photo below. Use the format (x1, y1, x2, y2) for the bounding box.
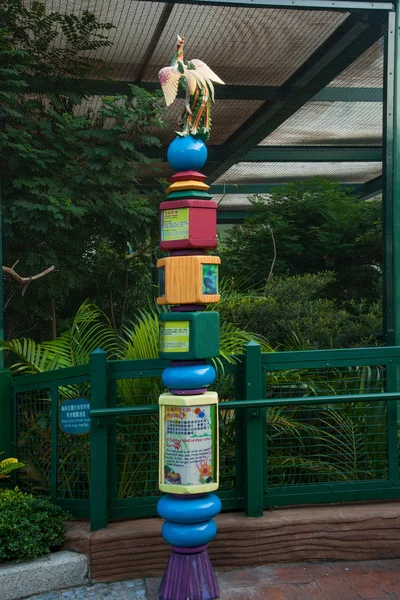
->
(170, 388, 207, 395)
(159, 547, 219, 600)
(170, 249, 206, 256)
(171, 305, 206, 312)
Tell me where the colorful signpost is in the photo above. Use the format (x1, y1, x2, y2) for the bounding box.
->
(157, 34, 224, 600)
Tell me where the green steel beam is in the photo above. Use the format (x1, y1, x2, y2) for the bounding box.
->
(134, 4, 174, 83)
(383, 10, 395, 346)
(155, 0, 393, 12)
(316, 87, 383, 102)
(205, 12, 387, 184)
(241, 146, 382, 162)
(148, 145, 382, 162)
(360, 175, 383, 199)
(210, 182, 364, 195)
(21, 77, 383, 102)
(217, 211, 250, 224)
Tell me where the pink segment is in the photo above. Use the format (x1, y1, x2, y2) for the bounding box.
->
(169, 171, 206, 183)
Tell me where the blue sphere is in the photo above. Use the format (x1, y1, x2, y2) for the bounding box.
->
(162, 364, 216, 390)
(167, 136, 208, 171)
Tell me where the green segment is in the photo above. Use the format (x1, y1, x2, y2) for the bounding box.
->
(158, 312, 220, 360)
(165, 190, 213, 200)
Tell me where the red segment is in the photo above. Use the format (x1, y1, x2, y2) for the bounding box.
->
(168, 171, 207, 183)
(160, 199, 217, 251)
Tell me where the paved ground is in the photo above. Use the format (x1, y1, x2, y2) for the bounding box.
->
(25, 580, 147, 600)
(25, 559, 400, 600)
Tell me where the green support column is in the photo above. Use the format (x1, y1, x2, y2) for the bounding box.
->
(393, 6, 400, 348)
(384, 9, 400, 486)
(0, 107, 12, 459)
(384, 11, 396, 346)
(244, 341, 265, 517)
(90, 348, 109, 531)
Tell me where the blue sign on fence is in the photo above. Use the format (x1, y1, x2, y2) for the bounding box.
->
(59, 398, 91, 435)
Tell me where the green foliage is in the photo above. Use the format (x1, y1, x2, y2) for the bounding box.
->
(1, 300, 120, 374)
(219, 273, 382, 350)
(0, 487, 69, 561)
(220, 178, 382, 302)
(0, 454, 24, 479)
(266, 399, 388, 486)
(0, 1, 165, 340)
(0, 0, 114, 79)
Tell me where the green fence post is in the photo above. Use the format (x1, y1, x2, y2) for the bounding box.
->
(244, 341, 264, 517)
(386, 362, 400, 484)
(90, 348, 108, 531)
(0, 370, 12, 457)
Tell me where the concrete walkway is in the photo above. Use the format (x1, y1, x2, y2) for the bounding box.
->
(26, 559, 400, 600)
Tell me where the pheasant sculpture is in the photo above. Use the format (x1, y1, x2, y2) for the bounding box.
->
(158, 35, 224, 141)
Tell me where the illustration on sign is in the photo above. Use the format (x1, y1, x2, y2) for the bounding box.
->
(164, 404, 215, 486)
(159, 266, 166, 297)
(160, 321, 190, 352)
(202, 264, 218, 294)
(59, 398, 91, 435)
(162, 208, 189, 241)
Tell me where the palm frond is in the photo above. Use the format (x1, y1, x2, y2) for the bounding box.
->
(1, 300, 121, 374)
(122, 310, 159, 360)
(0, 338, 62, 374)
(0, 455, 24, 478)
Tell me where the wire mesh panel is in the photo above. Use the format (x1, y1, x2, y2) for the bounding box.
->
(212, 372, 237, 492)
(265, 364, 388, 489)
(15, 388, 52, 495)
(114, 376, 162, 500)
(266, 365, 386, 399)
(266, 400, 388, 487)
(56, 383, 91, 500)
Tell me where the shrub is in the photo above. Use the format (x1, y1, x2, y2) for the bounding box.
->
(0, 488, 70, 561)
(218, 273, 382, 350)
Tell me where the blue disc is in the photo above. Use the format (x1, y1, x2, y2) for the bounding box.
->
(162, 519, 217, 547)
(167, 136, 208, 171)
(162, 364, 216, 390)
(157, 494, 222, 524)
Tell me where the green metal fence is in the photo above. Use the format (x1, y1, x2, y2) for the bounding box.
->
(10, 343, 400, 531)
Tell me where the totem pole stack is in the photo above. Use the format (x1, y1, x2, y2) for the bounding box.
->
(156, 36, 224, 600)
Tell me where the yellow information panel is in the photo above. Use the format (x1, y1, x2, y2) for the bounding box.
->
(160, 320, 190, 353)
(162, 207, 189, 241)
(159, 392, 219, 494)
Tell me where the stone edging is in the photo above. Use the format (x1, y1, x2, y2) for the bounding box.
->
(0, 550, 89, 600)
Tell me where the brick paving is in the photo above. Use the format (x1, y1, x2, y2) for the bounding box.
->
(25, 559, 400, 600)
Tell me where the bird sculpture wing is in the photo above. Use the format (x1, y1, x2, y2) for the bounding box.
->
(191, 69, 215, 101)
(158, 66, 182, 106)
(190, 59, 224, 85)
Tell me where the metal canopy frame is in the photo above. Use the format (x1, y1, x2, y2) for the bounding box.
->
(157, 0, 393, 12)
(122, 0, 394, 345)
(1, 0, 397, 343)
(33, 5, 386, 198)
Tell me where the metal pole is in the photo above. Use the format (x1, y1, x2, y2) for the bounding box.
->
(392, 5, 400, 347)
(0, 106, 5, 362)
(0, 107, 12, 461)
